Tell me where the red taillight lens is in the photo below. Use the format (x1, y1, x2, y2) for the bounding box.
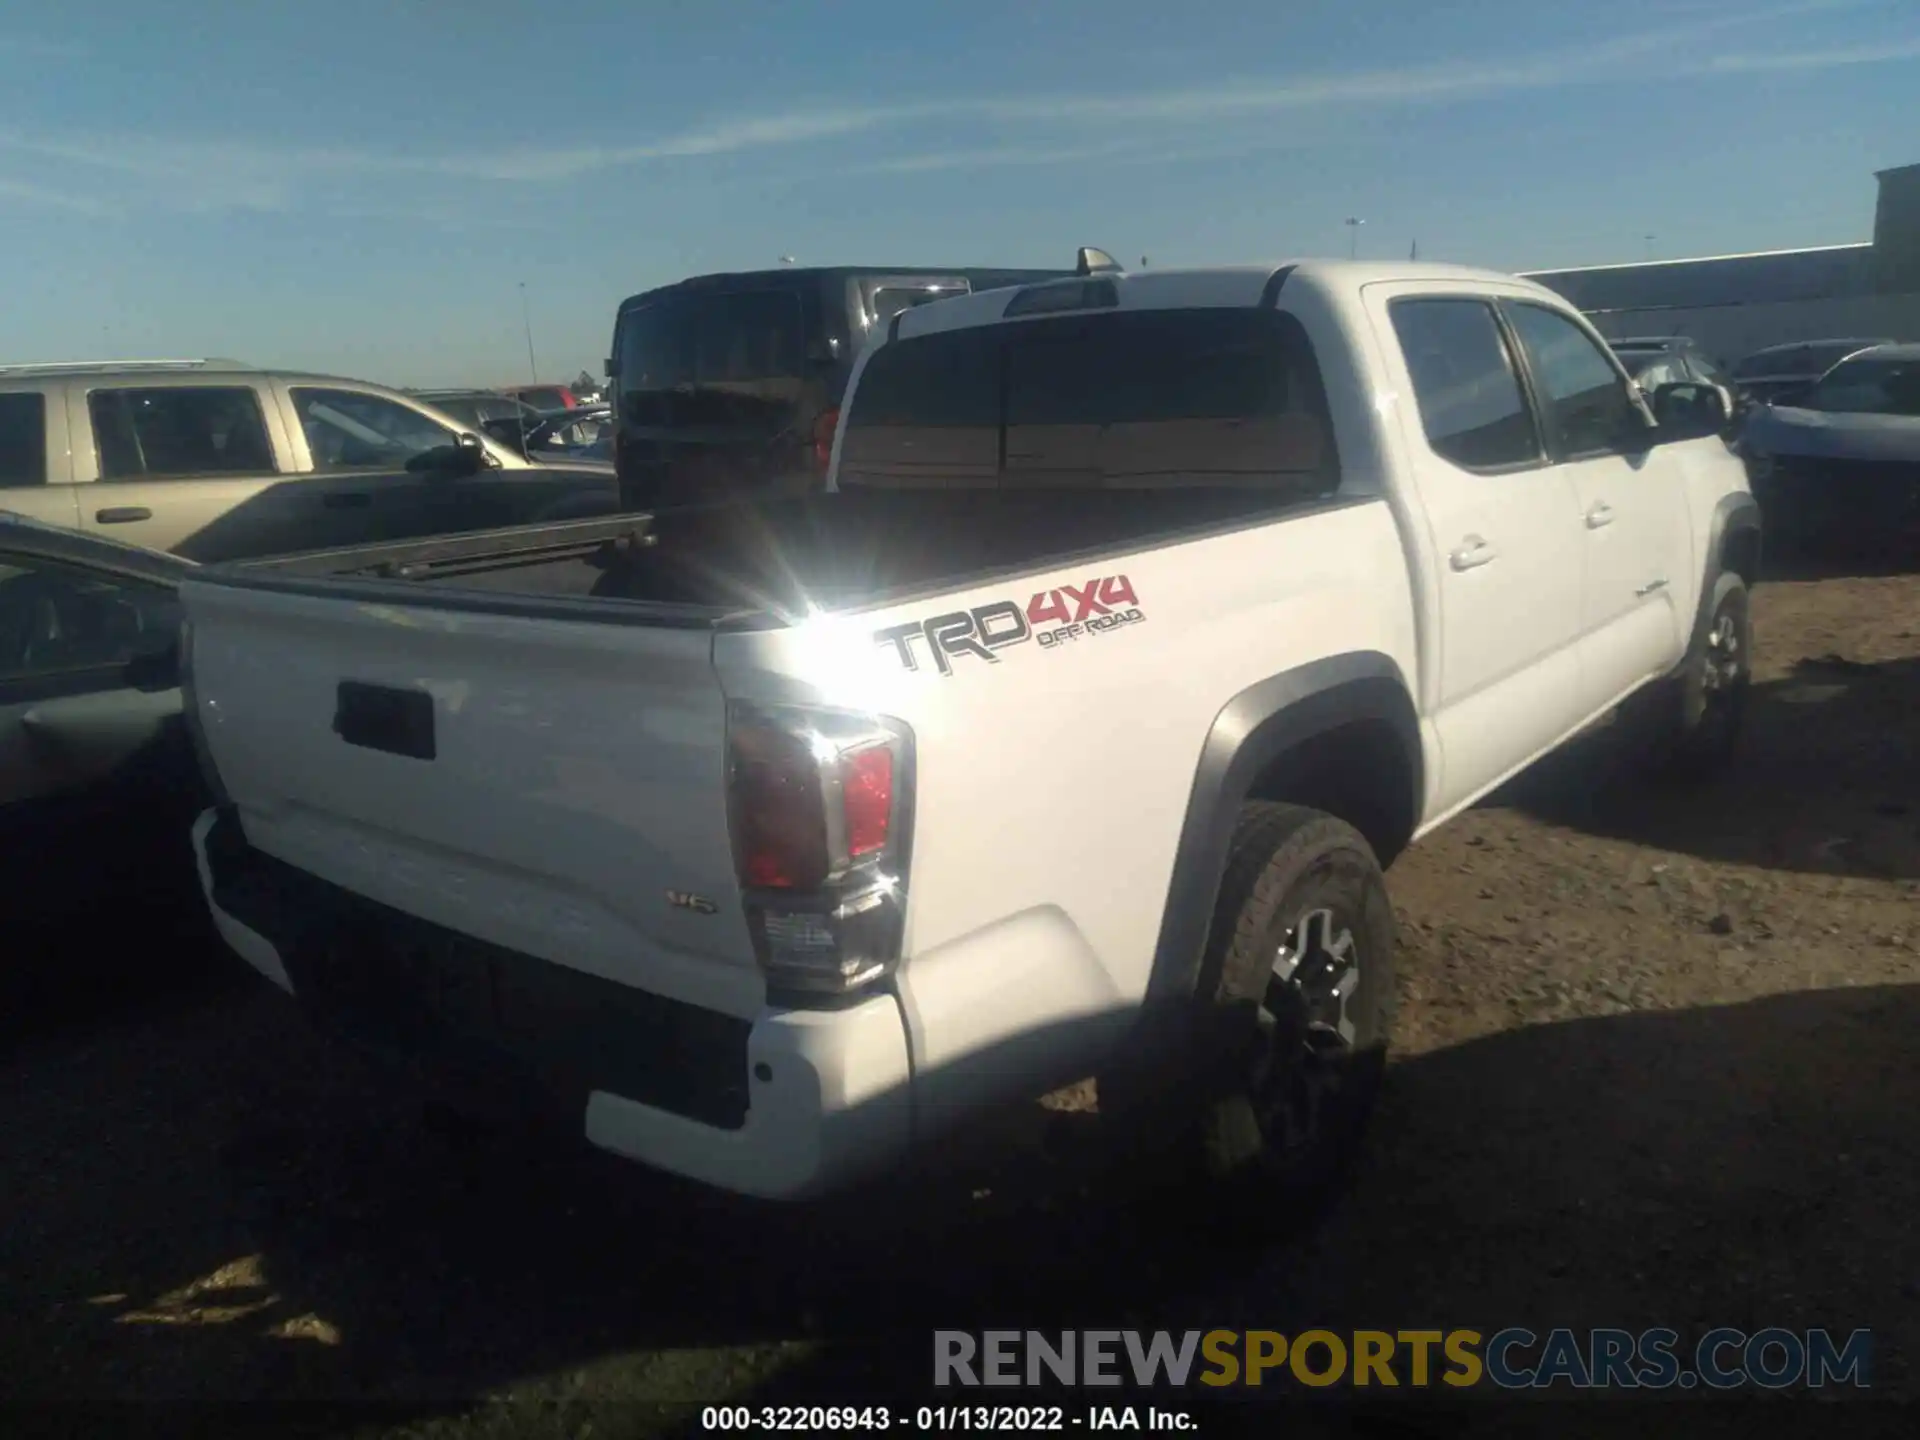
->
(842, 746, 893, 857)
(562, 390, 578, 409)
(811, 407, 840, 470)
(728, 702, 912, 997)
(729, 725, 829, 890)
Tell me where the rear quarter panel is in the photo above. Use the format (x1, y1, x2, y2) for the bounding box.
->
(713, 499, 1417, 1111)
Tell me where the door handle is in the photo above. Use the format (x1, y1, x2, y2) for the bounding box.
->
(95, 507, 152, 524)
(1449, 536, 1497, 571)
(323, 492, 372, 510)
(1585, 502, 1616, 529)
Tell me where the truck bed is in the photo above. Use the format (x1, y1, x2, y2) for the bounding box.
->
(232, 481, 1339, 621)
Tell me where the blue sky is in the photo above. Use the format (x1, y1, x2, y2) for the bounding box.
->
(3, 0, 1915, 387)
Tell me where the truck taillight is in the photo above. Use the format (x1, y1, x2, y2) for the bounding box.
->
(810, 407, 840, 471)
(177, 618, 233, 808)
(727, 702, 912, 998)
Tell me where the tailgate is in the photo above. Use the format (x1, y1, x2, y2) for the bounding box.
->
(182, 576, 763, 1019)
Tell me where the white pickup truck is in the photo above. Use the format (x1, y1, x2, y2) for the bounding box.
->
(176, 257, 1760, 1205)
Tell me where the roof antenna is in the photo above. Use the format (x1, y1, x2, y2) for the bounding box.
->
(1075, 247, 1123, 277)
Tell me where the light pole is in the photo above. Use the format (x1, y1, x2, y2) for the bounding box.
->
(1643, 234, 1656, 261)
(1344, 217, 1366, 259)
(518, 281, 540, 383)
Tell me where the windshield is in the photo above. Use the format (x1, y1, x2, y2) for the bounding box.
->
(1808, 356, 1920, 416)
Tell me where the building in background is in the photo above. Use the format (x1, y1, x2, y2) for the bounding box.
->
(1522, 163, 1920, 364)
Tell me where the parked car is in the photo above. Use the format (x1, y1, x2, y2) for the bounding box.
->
(1728, 338, 1897, 407)
(1739, 342, 1920, 548)
(607, 262, 1068, 510)
(0, 513, 206, 1013)
(0, 360, 618, 562)
(504, 384, 579, 412)
(175, 255, 1758, 1209)
(522, 404, 611, 457)
(415, 389, 545, 435)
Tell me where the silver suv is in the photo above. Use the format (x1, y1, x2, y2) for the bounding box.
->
(0, 360, 616, 561)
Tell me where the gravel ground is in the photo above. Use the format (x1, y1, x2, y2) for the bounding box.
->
(2, 561, 1916, 1436)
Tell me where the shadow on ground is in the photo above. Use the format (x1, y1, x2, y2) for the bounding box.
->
(1758, 539, 1920, 585)
(1500, 655, 1920, 882)
(3, 978, 1914, 1430)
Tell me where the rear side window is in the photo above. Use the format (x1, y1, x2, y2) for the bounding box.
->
(89, 387, 276, 480)
(1389, 299, 1539, 470)
(0, 558, 180, 683)
(0, 392, 47, 487)
(1502, 303, 1638, 458)
(868, 284, 968, 327)
(616, 290, 806, 426)
(839, 308, 1338, 493)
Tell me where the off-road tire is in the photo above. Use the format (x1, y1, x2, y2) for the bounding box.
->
(1102, 802, 1396, 1220)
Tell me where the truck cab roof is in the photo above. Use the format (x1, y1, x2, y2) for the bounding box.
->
(886, 259, 1572, 342)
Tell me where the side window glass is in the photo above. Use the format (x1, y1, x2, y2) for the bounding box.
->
(292, 389, 454, 471)
(1388, 299, 1540, 470)
(1503, 304, 1640, 457)
(1636, 360, 1677, 392)
(0, 559, 180, 683)
(88, 388, 277, 480)
(1691, 357, 1731, 389)
(0, 393, 48, 487)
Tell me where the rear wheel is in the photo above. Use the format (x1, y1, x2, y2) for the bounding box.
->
(1103, 803, 1395, 1217)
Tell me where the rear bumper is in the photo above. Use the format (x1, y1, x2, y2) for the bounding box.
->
(191, 808, 913, 1199)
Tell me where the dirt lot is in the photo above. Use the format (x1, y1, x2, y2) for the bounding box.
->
(3, 561, 1917, 1435)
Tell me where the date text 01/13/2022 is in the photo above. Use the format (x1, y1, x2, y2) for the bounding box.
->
(874, 575, 1146, 676)
(699, 1402, 1194, 1430)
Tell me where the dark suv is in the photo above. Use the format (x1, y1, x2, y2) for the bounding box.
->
(606, 264, 1064, 509)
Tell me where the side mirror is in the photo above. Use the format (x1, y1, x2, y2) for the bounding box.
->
(407, 432, 491, 476)
(1651, 381, 1731, 437)
(125, 638, 180, 693)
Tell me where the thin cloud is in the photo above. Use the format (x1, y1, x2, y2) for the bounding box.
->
(0, 0, 1906, 206)
(1700, 37, 1920, 72)
(437, 0, 1879, 180)
(847, 126, 1359, 179)
(0, 175, 116, 215)
(849, 140, 1150, 176)
(0, 36, 85, 58)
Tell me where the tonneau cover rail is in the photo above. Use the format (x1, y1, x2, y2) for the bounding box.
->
(196, 511, 760, 631)
(230, 512, 661, 580)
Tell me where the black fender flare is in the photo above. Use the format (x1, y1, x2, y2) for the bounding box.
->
(1144, 651, 1423, 1004)
(1681, 492, 1762, 667)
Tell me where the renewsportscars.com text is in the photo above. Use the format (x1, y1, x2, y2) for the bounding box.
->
(933, 1328, 1872, 1391)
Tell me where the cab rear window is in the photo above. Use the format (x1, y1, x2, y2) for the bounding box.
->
(838, 308, 1339, 494)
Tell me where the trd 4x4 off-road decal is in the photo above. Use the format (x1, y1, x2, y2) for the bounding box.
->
(873, 574, 1146, 676)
